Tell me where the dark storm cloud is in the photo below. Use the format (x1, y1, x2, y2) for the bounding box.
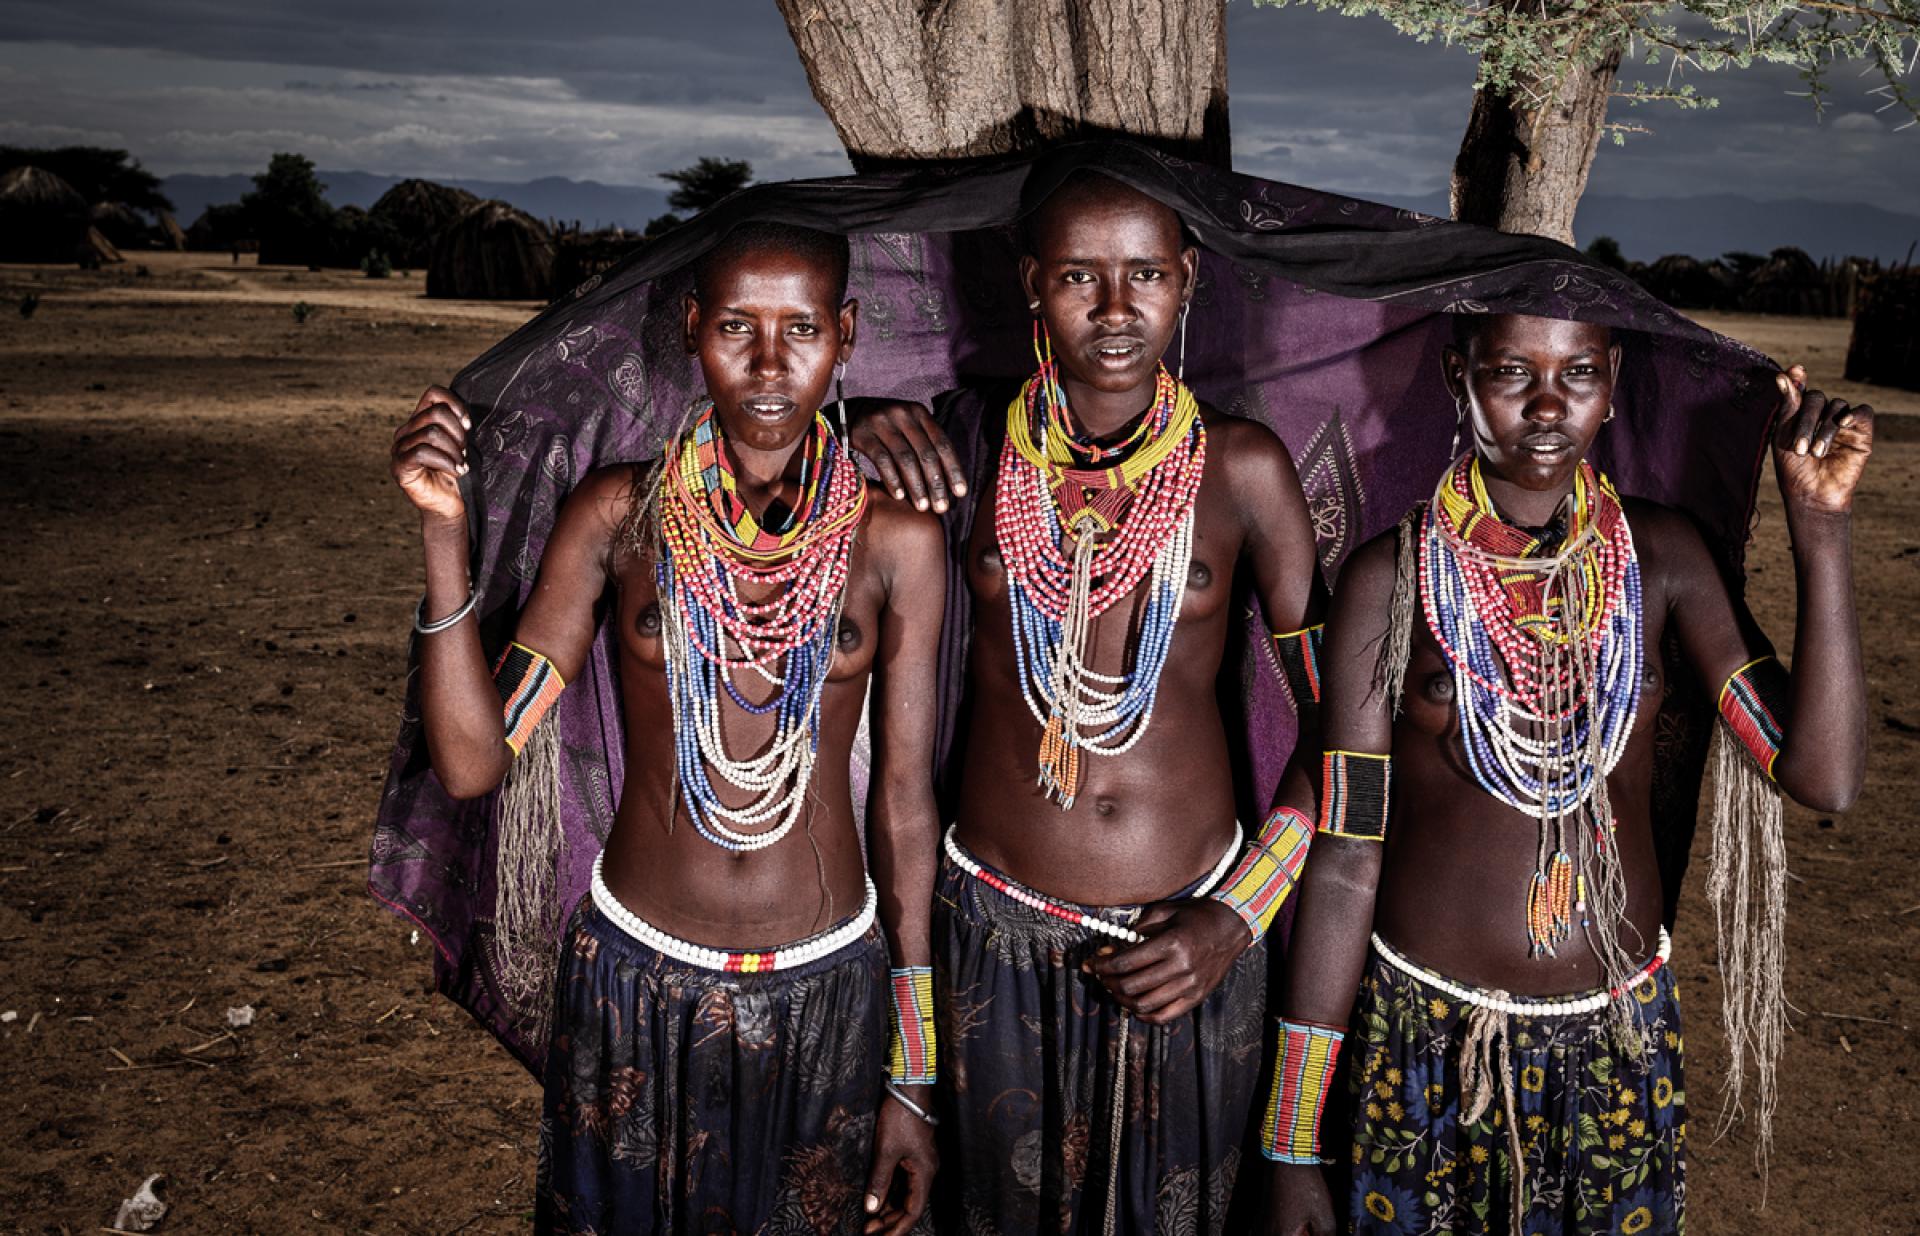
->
(0, 0, 1910, 206)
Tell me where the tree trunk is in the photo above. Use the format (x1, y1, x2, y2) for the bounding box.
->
(1449, 42, 1622, 244)
(774, 0, 1230, 169)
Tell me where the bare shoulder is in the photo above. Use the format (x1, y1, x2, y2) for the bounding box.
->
(862, 486, 946, 581)
(1198, 402, 1303, 496)
(554, 462, 649, 568)
(1335, 524, 1402, 614)
(1619, 494, 1716, 585)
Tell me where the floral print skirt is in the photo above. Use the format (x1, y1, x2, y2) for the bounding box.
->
(932, 837, 1268, 1236)
(536, 897, 889, 1236)
(1345, 945, 1686, 1236)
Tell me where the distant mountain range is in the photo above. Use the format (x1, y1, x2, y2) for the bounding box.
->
(161, 170, 672, 233)
(160, 170, 1920, 263)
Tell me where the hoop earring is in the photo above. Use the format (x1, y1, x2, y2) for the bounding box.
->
(1176, 301, 1191, 382)
(1032, 318, 1060, 450)
(834, 361, 850, 446)
(1604, 402, 1616, 424)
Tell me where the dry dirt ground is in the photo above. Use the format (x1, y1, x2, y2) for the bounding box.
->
(1, 252, 1915, 1234)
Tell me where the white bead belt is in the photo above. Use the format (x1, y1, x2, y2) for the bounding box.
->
(1370, 927, 1672, 1017)
(589, 853, 876, 972)
(943, 822, 1242, 945)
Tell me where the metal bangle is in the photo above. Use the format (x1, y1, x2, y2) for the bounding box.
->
(884, 1081, 939, 1127)
(414, 589, 478, 635)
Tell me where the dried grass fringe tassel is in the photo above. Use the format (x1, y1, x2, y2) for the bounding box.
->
(1705, 718, 1789, 1185)
(493, 711, 565, 1046)
(1375, 508, 1422, 715)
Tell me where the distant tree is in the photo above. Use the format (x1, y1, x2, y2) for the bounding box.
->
(0, 145, 172, 214)
(661, 157, 754, 214)
(1253, 0, 1918, 243)
(242, 153, 336, 266)
(1585, 234, 1628, 271)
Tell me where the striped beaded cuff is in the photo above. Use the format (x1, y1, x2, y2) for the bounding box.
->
(1719, 656, 1789, 780)
(1260, 1018, 1346, 1163)
(494, 642, 565, 756)
(1321, 750, 1390, 841)
(886, 966, 937, 1086)
(1210, 806, 1313, 943)
(1271, 624, 1325, 711)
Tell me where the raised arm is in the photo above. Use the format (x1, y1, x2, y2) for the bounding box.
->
(860, 501, 948, 1235)
(1259, 528, 1400, 1236)
(392, 385, 622, 799)
(1665, 373, 1872, 812)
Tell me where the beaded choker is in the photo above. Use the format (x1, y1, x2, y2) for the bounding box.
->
(656, 402, 868, 851)
(994, 361, 1207, 808)
(1420, 455, 1643, 981)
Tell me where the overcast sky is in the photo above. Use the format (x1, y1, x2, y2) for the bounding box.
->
(0, 1, 1912, 207)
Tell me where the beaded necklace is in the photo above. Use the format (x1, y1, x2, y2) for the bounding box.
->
(994, 359, 1207, 808)
(656, 402, 867, 851)
(1420, 454, 1643, 974)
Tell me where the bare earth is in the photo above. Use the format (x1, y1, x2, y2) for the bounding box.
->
(2, 252, 1915, 1233)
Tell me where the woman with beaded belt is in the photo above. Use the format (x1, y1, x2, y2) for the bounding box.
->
(1258, 314, 1872, 1236)
(388, 223, 946, 1235)
(851, 172, 1328, 1234)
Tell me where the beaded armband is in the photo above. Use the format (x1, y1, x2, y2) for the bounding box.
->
(886, 966, 937, 1086)
(1321, 750, 1391, 841)
(494, 643, 566, 756)
(1271, 624, 1325, 711)
(1260, 1018, 1346, 1163)
(1719, 656, 1790, 780)
(1210, 806, 1313, 942)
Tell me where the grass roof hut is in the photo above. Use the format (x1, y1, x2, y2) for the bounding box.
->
(89, 201, 150, 250)
(0, 165, 89, 262)
(1845, 268, 1920, 393)
(1741, 247, 1831, 317)
(1638, 254, 1736, 312)
(427, 200, 554, 300)
(76, 225, 124, 269)
(372, 179, 480, 269)
(157, 211, 187, 251)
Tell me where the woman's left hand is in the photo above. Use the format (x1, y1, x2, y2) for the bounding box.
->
(1774, 364, 1874, 515)
(863, 1091, 937, 1234)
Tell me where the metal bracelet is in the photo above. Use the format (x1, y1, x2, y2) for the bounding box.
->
(884, 1081, 939, 1127)
(414, 589, 478, 635)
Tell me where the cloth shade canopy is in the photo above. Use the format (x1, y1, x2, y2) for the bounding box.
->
(368, 141, 1781, 1072)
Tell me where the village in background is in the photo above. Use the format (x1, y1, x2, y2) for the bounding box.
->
(3, 143, 1917, 396)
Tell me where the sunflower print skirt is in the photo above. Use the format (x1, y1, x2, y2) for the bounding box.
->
(536, 897, 890, 1236)
(1345, 947, 1686, 1236)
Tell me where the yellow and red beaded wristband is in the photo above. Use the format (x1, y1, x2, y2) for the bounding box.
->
(494, 642, 565, 755)
(1271, 624, 1325, 710)
(1719, 656, 1789, 780)
(1321, 750, 1390, 841)
(1260, 1017, 1346, 1163)
(886, 966, 937, 1086)
(1210, 805, 1313, 943)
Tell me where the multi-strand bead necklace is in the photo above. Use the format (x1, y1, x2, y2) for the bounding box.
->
(995, 358, 1207, 808)
(656, 402, 867, 851)
(1421, 454, 1643, 972)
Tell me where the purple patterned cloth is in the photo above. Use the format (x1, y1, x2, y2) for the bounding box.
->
(368, 141, 1780, 1073)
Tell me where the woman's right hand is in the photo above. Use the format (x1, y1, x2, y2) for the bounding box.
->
(847, 398, 966, 514)
(1260, 1161, 1339, 1236)
(392, 385, 471, 524)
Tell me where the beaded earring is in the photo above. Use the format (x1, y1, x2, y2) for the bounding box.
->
(834, 361, 849, 446)
(1176, 300, 1191, 382)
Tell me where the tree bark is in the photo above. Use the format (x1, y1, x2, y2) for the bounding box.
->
(774, 0, 1230, 170)
(1450, 41, 1622, 244)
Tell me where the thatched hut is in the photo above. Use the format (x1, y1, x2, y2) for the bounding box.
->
(89, 201, 149, 250)
(372, 179, 481, 269)
(427, 201, 554, 300)
(1845, 268, 1920, 393)
(0, 165, 90, 262)
(157, 212, 187, 251)
(552, 227, 641, 298)
(1637, 254, 1736, 311)
(1741, 247, 1832, 316)
(76, 226, 124, 269)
